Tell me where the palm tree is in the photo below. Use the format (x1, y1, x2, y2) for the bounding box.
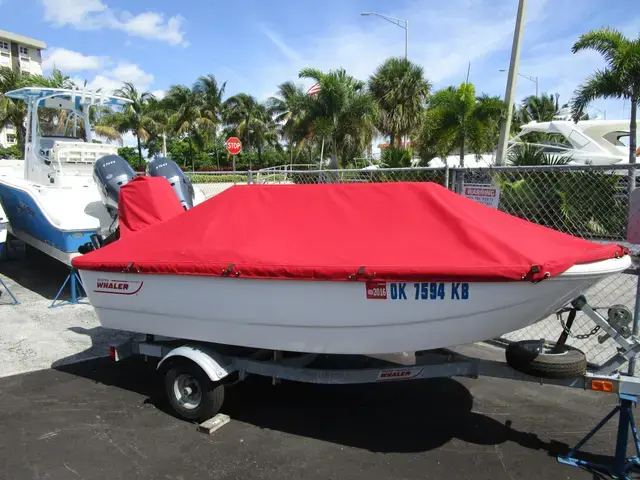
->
(415, 83, 505, 166)
(520, 93, 560, 122)
(298, 67, 378, 170)
(570, 27, 640, 181)
(97, 82, 156, 167)
(163, 84, 214, 170)
(223, 93, 281, 168)
(193, 74, 226, 141)
(0, 68, 54, 151)
(266, 81, 306, 166)
(368, 57, 431, 147)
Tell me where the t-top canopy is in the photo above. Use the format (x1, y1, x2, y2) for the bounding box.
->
(72, 182, 627, 282)
(5, 87, 132, 108)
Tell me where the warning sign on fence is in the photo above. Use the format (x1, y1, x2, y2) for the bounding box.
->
(461, 184, 501, 209)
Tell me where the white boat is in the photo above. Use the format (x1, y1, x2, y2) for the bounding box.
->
(73, 181, 632, 355)
(0, 87, 206, 266)
(507, 119, 636, 166)
(424, 119, 636, 168)
(76, 256, 630, 355)
(0, 202, 7, 257)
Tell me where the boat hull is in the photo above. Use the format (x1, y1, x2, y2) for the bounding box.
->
(0, 222, 6, 256)
(77, 256, 631, 354)
(0, 179, 108, 264)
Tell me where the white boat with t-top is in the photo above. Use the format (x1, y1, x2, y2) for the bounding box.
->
(73, 181, 631, 355)
(0, 87, 205, 266)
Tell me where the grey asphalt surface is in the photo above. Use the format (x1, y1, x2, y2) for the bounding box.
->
(0, 355, 636, 480)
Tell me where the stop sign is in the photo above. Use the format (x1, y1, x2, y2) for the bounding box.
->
(225, 137, 242, 155)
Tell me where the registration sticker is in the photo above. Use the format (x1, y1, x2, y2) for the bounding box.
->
(366, 281, 388, 299)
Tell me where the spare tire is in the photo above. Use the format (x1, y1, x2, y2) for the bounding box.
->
(505, 340, 587, 379)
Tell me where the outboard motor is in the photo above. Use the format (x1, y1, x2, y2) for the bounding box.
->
(93, 154, 137, 220)
(146, 156, 195, 210)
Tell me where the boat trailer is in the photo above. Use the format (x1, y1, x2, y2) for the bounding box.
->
(110, 293, 640, 479)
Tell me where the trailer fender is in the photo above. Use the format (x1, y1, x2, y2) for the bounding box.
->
(157, 345, 233, 382)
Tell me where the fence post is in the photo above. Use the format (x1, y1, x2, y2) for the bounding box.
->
(247, 170, 253, 184)
(444, 165, 449, 189)
(449, 169, 457, 192)
(629, 273, 640, 376)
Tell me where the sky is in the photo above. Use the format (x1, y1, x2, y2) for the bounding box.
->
(2, 0, 640, 148)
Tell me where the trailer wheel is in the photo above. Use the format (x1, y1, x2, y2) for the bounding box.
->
(163, 360, 225, 422)
(505, 340, 587, 379)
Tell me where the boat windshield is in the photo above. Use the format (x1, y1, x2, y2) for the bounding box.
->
(514, 131, 574, 153)
(36, 107, 87, 141)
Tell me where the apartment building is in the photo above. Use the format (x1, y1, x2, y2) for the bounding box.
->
(0, 29, 46, 148)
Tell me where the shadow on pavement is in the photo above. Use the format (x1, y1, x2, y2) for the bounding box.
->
(0, 239, 78, 301)
(54, 356, 595, 459)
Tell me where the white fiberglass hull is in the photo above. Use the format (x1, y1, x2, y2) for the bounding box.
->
(78, 256, 631, 354)
(0, 202, 8, 255)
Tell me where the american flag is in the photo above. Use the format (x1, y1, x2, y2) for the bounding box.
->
(307, 83, 321, 96)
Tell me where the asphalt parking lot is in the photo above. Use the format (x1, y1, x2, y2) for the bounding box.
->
(0, 241, 637, 479)
(0, 354, 633, 480)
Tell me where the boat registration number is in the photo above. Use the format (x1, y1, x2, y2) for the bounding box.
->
(366, 282, 469, 300)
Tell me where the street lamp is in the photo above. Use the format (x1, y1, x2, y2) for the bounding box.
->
(361, 12, 408, 59)
(499, 69, 538, 97)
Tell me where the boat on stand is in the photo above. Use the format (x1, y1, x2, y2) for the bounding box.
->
(0, 87, 204, 304)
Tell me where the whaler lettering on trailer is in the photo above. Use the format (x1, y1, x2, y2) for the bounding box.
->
(366, 281, 469, 300)
(376, 367, 424, 381)
(94, 278, 143, 295)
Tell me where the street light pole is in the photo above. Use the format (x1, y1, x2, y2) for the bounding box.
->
(495, 0, 527, 166)
(499, 70, 538, 97)
(361, 12, 408, 59)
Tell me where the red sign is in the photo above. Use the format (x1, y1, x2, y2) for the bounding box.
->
(225, 137, 242, 155)
(366, 281, 388, 300)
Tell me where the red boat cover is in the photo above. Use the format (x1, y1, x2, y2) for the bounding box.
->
(72, 182, 627, 282)
(117, 176, 184, 238)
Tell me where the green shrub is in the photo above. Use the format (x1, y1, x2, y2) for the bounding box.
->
(0, 145, 22, 159)
(189, 174, 248, 184)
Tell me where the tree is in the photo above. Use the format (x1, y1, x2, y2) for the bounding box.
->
(163, 84, 215, 170)
(368, 57, 431, 147)
(298, 67, 378, 170)
(415, 83, 505, 166)
(193, 74, 226, 139)
(223, 93, 279, 168)
(570, 27, 640, 188)
(266, 81, 307, 166)
(520, 93, 560, 122)
(98, 82, 156, 167)
(0, 67, 48, 151)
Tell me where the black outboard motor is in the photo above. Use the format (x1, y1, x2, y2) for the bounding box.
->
(146, 156, 195, 210)
(93, 154, 137, 220)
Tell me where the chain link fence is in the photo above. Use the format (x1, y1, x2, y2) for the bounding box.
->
(186, 164, 639, 371)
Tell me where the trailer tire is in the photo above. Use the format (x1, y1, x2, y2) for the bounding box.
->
(505, 340, 587, 379)
(164, 360, 225, 422)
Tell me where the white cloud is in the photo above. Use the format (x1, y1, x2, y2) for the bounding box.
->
(42, 47, 108, 72)
(79, 62, 154, 95)
(41, 0, 187, 46)
(260, 26, 302, 64)
(151, 90, 166, 99)
(120, 12, 187, 46)
(42, 0, 107, 27)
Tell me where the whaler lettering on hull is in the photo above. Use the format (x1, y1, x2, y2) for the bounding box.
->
(94, 278, 143, 295)
(365, 282, 470, 300)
